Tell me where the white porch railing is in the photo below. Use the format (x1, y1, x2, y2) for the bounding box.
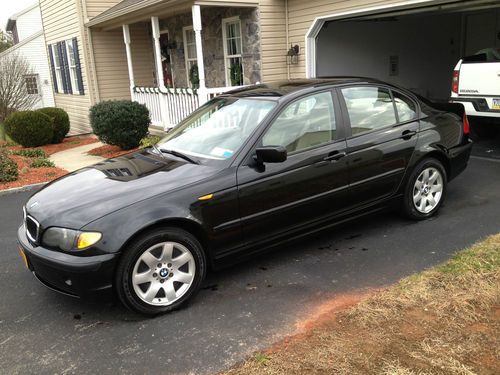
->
(132, 85, 246, 129)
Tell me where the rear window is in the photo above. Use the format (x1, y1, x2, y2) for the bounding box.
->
(462, 48, 500, 63)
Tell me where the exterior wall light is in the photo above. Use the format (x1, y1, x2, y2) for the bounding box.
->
(286, 44, 300, 65)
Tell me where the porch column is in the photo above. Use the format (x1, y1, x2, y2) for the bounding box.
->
(151, 16, 169, 128)
(192, 5, 207, 104)
(122, 24, 135, 98)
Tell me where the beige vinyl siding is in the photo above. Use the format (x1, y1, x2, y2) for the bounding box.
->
(287, 0, 406, 78)
(91, 28, 130, 100)
(85, 0, 123, 19)
(130, 23, 155, 87)
(259, 0, 287, 82)
(91, 22, 155, 101)
(39, 0, 92, 134)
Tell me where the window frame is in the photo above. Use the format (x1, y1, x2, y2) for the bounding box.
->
(258, 89, 343, 157)
(24, 74, 40, 96)
(222, 16, 243, 87)
(390, 89, 420, 125)
(182, 26, 197, 88)
(338, 84, 421, 139)
(65, 39, 79, 95)
(51, 44, 64, 92)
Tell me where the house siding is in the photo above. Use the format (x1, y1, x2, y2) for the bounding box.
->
(39, 0, 92, 134)
(259, 0, 287, 82)
(0, 34, 56, 110)
(85, 0, 123, 19)
(15, 6, 43, 42)
(1, 4, 55, 110)
(91, 28, 130, 100)
(287, 0, 406, 78)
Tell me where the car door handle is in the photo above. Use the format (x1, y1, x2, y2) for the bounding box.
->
(402, 130, 417, 140)
(323, 151, 347, 162)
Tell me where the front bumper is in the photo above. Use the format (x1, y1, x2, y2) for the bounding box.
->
(17, 224, 118, 299)
(448, 139, 473, 181)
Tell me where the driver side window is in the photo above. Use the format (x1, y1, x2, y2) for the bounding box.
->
(262, 91, 336, 154)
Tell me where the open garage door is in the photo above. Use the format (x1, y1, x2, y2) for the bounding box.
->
(314, 1, 500, 101)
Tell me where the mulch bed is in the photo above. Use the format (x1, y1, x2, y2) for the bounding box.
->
(1, 135, 98, 156)
(87, 144, 137, 159)
(0, 135, 99, 191)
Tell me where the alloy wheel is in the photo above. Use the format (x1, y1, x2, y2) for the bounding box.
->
(412, 167, 443, 214)
(132, 241, 196, 306)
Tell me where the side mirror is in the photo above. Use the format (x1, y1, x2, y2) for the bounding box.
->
(254, 146, 287, 164)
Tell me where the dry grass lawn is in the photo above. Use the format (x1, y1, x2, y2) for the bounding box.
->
(223, 234, 500, 375)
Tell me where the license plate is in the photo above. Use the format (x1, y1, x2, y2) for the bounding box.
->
(493, 98, 500, 110)
(19, 247, 28, 269)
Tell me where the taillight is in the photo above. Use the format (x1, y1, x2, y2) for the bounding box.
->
(463, 113, 470, 135)
(451, 70, 459, 94)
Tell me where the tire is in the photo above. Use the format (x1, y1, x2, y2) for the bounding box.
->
(115, 227, 206, 316)
(402, 158, 447, 220)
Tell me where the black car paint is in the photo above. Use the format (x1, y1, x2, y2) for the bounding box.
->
(18, 78, 472, 298)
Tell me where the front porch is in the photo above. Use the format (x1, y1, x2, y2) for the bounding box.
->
(119, 3, 261, 129)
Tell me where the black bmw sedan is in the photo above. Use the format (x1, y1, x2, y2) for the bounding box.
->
(18, 78, 472, 315)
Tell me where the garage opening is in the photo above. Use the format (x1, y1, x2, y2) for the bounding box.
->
(315, 1, 500, 102)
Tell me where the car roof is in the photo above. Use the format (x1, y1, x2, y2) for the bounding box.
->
(222, 77, 386, 99)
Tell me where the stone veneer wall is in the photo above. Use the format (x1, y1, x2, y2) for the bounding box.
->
(159, 6, 261, 88)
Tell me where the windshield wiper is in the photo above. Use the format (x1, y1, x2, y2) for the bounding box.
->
(157, 147, 199, 164)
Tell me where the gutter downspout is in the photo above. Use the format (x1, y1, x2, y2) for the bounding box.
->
(285, 0, 290, 79)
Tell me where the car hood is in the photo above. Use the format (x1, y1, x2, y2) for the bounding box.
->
(25, 149, 219, 229)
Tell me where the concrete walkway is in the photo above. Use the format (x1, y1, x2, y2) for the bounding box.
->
(50, 141, 105, 172)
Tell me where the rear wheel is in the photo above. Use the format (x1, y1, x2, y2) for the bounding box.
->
(403, 158, 447, 220)
(115, 227, 206, 315)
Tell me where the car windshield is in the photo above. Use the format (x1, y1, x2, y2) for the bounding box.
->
(157, 97, 276, 162)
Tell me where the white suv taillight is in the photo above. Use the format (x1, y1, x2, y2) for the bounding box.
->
(451, 70, 459, 94)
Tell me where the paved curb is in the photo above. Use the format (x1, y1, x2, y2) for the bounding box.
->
(0, 182, 47, 197)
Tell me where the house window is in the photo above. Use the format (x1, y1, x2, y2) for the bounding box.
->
(183, 26, 198, 88)
(25, 75, 39, 95)
(222, 17, 243, 87)
(48, 38, 84, 95)
(51, 44, 64, 91)
(65, 40, 80, 93)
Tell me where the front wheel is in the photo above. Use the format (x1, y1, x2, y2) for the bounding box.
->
(115, 228, 206, 315)
(403, 158, 447, 220)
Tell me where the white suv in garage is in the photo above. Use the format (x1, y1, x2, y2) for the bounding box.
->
(450, 48, 500, 124)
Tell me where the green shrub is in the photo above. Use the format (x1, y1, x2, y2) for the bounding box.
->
(140, 135, 161, 148)
(0, 150, 18, 182)
(30, 158, 55, 168)
(89, 101, 150, 150)
(13, 149, 47, 158)
(36, 107, 70, 144)
(4, 111, 53, 147)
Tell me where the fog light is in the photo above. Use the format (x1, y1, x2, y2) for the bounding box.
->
(76, 232, 102, 249)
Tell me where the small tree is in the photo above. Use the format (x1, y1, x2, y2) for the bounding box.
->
(0, 30, 12, 53)
(0, 53, 38, 122)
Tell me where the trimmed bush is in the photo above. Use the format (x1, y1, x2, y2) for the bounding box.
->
(0, 149, 18, 182)
(30, 158, 55, 168)
(139, 135, 161, 149)
(4, 111, 53, 147)
(13, 149, 47, 158)
(90, 101, 150, 150)
(37, 107, 70, 144)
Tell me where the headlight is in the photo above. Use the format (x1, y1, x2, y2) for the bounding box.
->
(42, 227, 102, 251)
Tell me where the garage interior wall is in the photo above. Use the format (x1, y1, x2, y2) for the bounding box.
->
(316, 9, 500, 101)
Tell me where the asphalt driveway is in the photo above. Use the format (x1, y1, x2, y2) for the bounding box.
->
(0, 157, 499, 375)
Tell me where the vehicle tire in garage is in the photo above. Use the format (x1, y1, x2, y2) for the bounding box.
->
(115, 227, 206, 315)
(403, 158, 447, 220)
